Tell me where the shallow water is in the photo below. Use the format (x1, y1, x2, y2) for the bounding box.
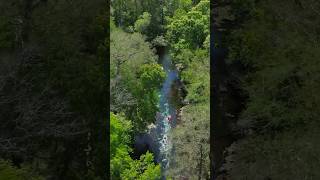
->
(154, 51, 179, 177)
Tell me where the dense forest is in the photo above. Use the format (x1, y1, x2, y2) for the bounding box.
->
(4, 0, 317, 179)
(213, 0, 320, 179)
(0, 0, 107, 179)
(110, 0, 210, 179)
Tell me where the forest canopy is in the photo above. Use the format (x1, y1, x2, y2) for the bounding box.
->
(0, 0, 108, 179)
(110, 0, 210, 179)
(214, 0, 320, 179)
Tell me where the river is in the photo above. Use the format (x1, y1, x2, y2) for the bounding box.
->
(133, 48, 183, 179)
(154, 49, 179, 178)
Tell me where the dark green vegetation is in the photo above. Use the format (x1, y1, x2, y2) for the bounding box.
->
(0, 0, 107, 179)
(166, 1, 210, 179)
(110, 0, 210, 179)
(214, 0, 320, 179)
(110, 21, 163, 179)
(110, 1, 165, 178)
(0, 160, 43, 180)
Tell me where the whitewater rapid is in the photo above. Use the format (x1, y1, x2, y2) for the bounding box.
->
(154, 52, 178, 177)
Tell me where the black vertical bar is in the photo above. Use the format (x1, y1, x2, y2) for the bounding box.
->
(210, 0, 216, 179)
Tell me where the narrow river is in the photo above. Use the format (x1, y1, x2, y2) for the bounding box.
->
(133, 48, 182, 179)
(154, 49, 179, 178)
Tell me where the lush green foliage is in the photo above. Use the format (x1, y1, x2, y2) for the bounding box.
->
(111, 0, 210, 179)
(138, 63, 166, 90)
(110, 2, 168, 176)
(134, 12, 152, 34)
(163, 0, 193, 18)
(165, 0, 210, 179)
(110, 113, 161, 179)
(166, 0, 209, 65)
(111, 0, 165, 39)
(110, 26, 165, 132)
(110, 16, 165, 177)
(167, 49, 210, 178)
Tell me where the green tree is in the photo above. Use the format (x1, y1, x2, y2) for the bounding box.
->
(110, 26, 166, 132)
(121, 152, 161, 180)
(166, 0, 209, 63)
(134, 12, 152, 34)
(110, 113, 133, 178)
(110, 113, 161, 179)
(164, 1, 210, 178)
(163, 0, 193, 17)
(138, 63, 166, 90)
(168, 52, 210, 179)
